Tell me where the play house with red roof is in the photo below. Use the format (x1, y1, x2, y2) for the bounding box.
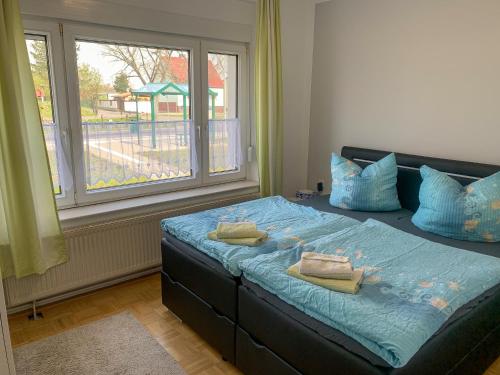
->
(157, 56, 225, 115)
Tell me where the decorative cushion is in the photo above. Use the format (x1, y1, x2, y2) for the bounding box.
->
(329, 153, 401, 211)
(412, 165, 500, 242)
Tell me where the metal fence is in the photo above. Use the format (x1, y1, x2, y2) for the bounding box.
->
(42, 119, 241, 191)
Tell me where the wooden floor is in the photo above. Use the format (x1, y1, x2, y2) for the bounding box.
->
(8, 273, 240, 375)
(8, 273, 500, 375)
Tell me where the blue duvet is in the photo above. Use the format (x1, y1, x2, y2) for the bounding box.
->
(161, 196, 359, 276)
(239, 219, 500, 367)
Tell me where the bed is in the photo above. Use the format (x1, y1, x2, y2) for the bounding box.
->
(160, 146, 499, 373)
(160, 196, 361, 362)
(236, 147, 500, 374)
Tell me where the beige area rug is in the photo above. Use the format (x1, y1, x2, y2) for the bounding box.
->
(14, 312, 186, 375)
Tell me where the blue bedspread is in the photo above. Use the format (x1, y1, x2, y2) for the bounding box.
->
(239, 219, 500, 367)
(160, 196, 359, 276)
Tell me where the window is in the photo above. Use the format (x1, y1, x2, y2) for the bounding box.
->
(207, 53, 240, 174)
(25, 35, 62, 195)
(23, 22, 249, 207)
(74, 40, 195, 191)
(201, 42, 247, 185)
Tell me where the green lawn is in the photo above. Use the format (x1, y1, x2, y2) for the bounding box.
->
(38, 101, 54, 123)
(80, 106, 96, 117)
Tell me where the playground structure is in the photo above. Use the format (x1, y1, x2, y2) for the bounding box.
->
(130, 82, 218, 147)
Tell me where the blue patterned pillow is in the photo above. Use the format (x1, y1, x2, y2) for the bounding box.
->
(412, 166, 500, 242)
(329, 153, 401, 211)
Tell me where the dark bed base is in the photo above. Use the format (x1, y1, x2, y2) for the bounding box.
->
(235, 323, 500, 375)
(237, 283, 385, 375)
(161, 271, 236, 363)
(236, 326, 301, 375)
(161, 238, 238, 363)
(160, 146, 500, 374)
(237, 282, 500, 375)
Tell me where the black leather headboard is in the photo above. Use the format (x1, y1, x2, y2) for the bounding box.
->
(341, 146, 500, 212)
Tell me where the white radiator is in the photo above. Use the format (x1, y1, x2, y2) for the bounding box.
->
(3, 194, 256, 311)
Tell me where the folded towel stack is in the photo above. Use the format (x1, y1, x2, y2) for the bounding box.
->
(299, 252, 353, 279)
(287, 251, 364, 294)
(288, 263, 364, 294)
(207, 222, 268, 246)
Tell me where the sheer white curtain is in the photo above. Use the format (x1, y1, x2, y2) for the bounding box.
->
(208, 118, 241, 173)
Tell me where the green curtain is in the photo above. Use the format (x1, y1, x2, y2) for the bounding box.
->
(255, 0, 284, 197)
(0, 0, 67, 279)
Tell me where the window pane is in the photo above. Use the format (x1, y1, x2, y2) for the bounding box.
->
(208, 53, 240, 174)
(75, 40, 195, 191)
(25, 35, 62, 195)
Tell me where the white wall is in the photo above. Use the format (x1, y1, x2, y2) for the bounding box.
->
(281, 0, 317, 196)
(103, 0, 256, 26)
(124, 101, 151, 114)
(308, 0, 500, 190)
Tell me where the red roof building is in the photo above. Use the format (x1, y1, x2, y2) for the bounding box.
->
(165, 56, 224, 89)
(35, 88, 45, 98)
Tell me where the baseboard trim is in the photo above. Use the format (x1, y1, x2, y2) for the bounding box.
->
(7, 266, 161, 315)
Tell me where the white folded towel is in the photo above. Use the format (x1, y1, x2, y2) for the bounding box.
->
(299, 252, 353, 279)
(216, 222, 259, 239)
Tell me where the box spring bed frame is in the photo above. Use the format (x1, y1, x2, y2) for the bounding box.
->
(161, 146, 500, 374)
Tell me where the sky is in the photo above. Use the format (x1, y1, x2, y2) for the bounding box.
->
(77, 41, 142, 88)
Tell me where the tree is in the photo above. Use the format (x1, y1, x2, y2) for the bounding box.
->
(28, 40, 51, 101)
(78, 64, 103, 114)
(113, 72, 130, 93)
(209, 54, 229, 80)
(102, 45, 175, 85)
(30, 41, 47, 73)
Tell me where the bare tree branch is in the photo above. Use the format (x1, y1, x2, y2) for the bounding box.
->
(101, 45, 187, 86)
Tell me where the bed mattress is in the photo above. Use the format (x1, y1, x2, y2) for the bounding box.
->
(161, 196, 359, 276)
(239, 219, 500, 367)
(161, 195, 500, 325)
(238, 217, 500, 373)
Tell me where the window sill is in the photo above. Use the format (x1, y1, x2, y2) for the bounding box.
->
(59, 180, 260, 230)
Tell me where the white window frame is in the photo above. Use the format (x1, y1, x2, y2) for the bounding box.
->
(22, 20, 250, 208)
(23, 19, 75, 208)
(201, 41, 249, 184)
(62, 24, 203, 205)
